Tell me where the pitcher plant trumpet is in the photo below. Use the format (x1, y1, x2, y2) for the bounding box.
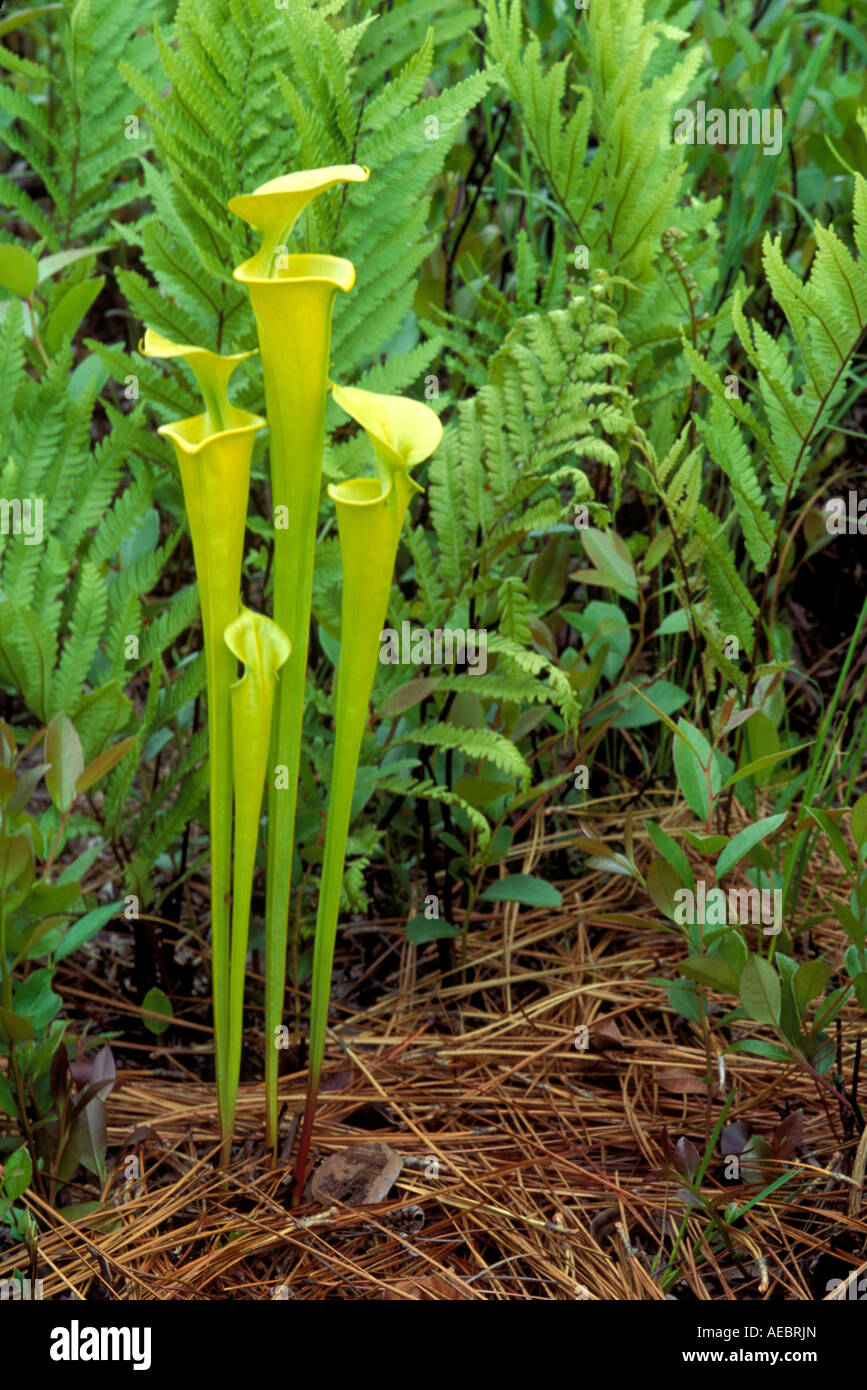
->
(229, 165, 369, 1154)
(292, 381, 442, 1200)
(143, 170, 442, 1177)
(140, 329, 264, 1151)
(224, 607, 291, 1142)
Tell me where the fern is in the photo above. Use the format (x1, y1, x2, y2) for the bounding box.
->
(642, 164, 867, 690)
(407, 292, 623, 626)
(312, 292, 608, 856)
(377, 773, 493, 849)
(0, 0, 161, 247)
(114, 0, 490, 400)
(434, 0, 724, 458)
(398, 721, 532, 784)
(498, 575, 533, 645)
(694, 400, 774, 571)
(0, 311, 174, 754)
(50, 562, 108, 715)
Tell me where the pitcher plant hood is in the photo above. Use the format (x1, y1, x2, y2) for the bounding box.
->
(140, 327, 263, 440)
(140, 328, 265, 649)
(329, 380, 444, 478)
(326, 383, 442, 719)
(228, 165, 369, 281)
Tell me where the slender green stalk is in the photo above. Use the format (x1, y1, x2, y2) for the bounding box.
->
(782, 592, 867, 921)
(0, 887, 9, 1013)
(229, 166, 368, 1155)
(224, 608, 290, 1141)
(292, 382, 441, 1200)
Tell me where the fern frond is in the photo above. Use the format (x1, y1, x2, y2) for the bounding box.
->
(50, 562, 108, 717)
(397, 722, 531, 785)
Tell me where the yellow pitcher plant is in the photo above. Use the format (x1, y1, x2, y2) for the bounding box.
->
(292, 381, 442, 1199)
(141, 330, 264, 1149)
(223, 608, 291, 1143)
(144, 169, 444, 1179)
(229, 165, 369, 1153)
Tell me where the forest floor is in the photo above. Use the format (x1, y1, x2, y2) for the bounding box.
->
(2, 804, 864, 1301)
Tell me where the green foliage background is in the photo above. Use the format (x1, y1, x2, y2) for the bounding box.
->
(1, 0, 866, 962)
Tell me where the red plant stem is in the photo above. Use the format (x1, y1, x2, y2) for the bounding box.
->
(291, 1085, 318, 1207)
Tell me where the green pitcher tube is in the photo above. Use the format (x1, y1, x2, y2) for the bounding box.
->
(223, 607, 290, 1142)
(292, 381, 441, 1197)
(141, 330, 264, 1147)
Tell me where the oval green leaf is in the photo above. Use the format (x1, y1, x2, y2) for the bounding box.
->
(406, 915, 458, 944)
(142, 986, 173, 1036)
(716, 814, 787, 880)
(0, 244, 38, 298)
(739, 955, 782, 1025)
(2, 1145, 33, 1201)
(682, 954, 740, 994)
(45, 714, 84, 812)
(481, 874, 563, 908)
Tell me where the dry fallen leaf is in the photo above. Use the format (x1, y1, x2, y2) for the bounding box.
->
(310, 1141, 403, 1205)
(590, 1017, 624, 1049)
(656, 1068, 710, 1095)
(320, 1066, 358, 1093)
